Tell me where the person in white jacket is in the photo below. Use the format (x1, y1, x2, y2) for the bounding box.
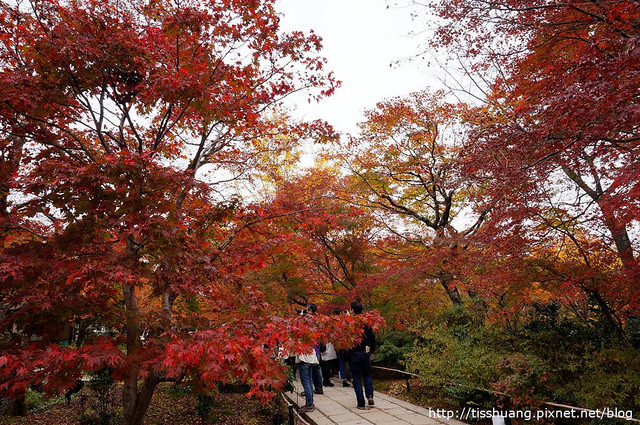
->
(320, 341, 337, 387)
(296, 349, 319, 413)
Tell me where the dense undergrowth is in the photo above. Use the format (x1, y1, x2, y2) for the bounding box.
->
(374, 304, 640, 423)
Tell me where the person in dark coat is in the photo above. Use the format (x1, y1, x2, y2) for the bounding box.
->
(348, 301, 375, 409)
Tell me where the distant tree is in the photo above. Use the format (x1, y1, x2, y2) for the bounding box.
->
(343, 92, 488, 306)
(283, 170, 379, 298)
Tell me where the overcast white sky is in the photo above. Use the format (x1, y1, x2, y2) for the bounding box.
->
(276, 0, 440, 136)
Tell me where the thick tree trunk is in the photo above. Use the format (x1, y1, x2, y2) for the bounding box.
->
(600, 204, 635, 269)
(122, 280, 142, 425)
(14, 391, 27, 417)
(437, 273, 463, 305)
(122, 281, 161, 425)
(122, 237, 173, 425)
(123, 376, 160, 425)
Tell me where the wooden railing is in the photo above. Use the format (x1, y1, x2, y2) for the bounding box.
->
(371, 365, 419, 392)
(281, 392, 313, 425)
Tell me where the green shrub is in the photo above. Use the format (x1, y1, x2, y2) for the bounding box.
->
(405, 307, 503, 406)
(374, 330, 414, 368)
(577, 348, 640, 408)
(627, 316, 640, 349)
(405, 304, 640, 414)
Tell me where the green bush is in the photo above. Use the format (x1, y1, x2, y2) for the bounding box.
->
(404, 304, 640, 414)
(374, 330, 415, 368)
(627, 316, 640, 349)
(577, 348, 640, 408)
(405, 308, 503, 406)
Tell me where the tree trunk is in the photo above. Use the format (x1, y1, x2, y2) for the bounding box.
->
(122, 236, 160, 425)
(123, 376, 160, 425)
(586, 286, 624, 339)
(562, 166, 636, 269)
(161, 290, 177, 326)
(122, 281, 162, 425)
(437, 273, 463, 305)
(600, 203, 635, 269)
(122, 236, 174, 425)
(122, 280, 142, 425)
(13, 391, 27, 417)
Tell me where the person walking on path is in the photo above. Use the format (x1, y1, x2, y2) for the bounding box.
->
(296, 347, 319, 413)
(348, 301, 376, 410)
(296, 304, 324, 413)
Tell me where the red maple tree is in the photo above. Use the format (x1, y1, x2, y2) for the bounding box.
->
(426, 0, 640, 327)
(0, 0, 350, 423)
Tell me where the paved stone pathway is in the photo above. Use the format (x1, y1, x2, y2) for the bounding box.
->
(288, 378, 469, 425)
